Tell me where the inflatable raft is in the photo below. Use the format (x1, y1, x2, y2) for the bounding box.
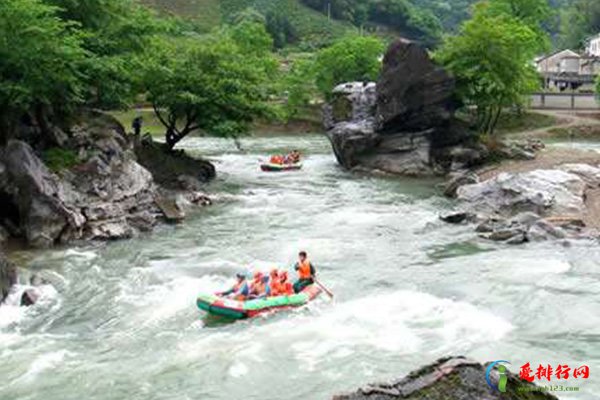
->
(260, 162, 302, 172)
(197, 285, 321, 319)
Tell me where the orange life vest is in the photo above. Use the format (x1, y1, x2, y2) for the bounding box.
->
(270, 280, 282, 296)
(281, 281, 294, 295)
(297, 260, 312, 280)
(270, 155, 284, 165)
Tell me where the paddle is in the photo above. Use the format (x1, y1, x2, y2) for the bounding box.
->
(313, 277, 334, 299)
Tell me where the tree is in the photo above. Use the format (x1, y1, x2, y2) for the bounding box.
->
(434, 3, 541, 136)
(0, 0, 86, 143)
(559, 0, 600, 49)
(47, 0, 171, 110)
(142, 22, 278, 150)
(281, 56, 319, 119)
(486, 0, 552, 51)
(314, 35, 384, 98)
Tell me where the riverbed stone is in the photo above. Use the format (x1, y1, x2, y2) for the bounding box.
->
(0, 250, 17, 303)
(439, 210, 475, 224)
(333, 356, 558, 400)
(457, 169, 586, 218)
(444, 171, 480, 198)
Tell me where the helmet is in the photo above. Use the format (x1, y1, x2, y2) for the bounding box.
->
(235, 271, 247, 279)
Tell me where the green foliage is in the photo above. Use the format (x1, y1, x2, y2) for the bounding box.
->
(281, 55, 319, 119)
(43, 147, 79, 172)
(47, 0, 172, 110)
(485, 0, 552, 51)
(314, 35, 384, 98)
(434, 2, 542, 136)
(142, 21, 279, 149)
(559, 0, 600, 49)
(220, 0, 352, 50)
(141, 0, 221, 32)
(0, 0, 87, 142)
(302, 0, 443, 45)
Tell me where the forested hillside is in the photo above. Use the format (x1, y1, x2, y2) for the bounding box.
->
(141, 0, 598, 51)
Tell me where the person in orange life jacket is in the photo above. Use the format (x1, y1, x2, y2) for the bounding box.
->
(279, 271, 294, 296)
(268, 269, 282, 296)
(218, 272, 249, 301)
(285, 150, 301, 164)
(293, 251, 316, 293)
(270, 154, 284, 165)
(249, 272, 271, 299)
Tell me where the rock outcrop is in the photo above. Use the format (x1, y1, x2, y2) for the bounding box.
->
(442, 163, 600, 243)
(325, 39, 481, 176)
(0, 112, 213, 247)
(333, 356, 558, 400)
(0, 250, 17, 303)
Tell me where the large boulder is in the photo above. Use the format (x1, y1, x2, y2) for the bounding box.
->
(0, 113, 163, 247)
(456, 169, 587, 218)
(376, 39, 457, 133)
(0, 140, 86, 247)
(325, 39, 478, 176)
(333, 356, 557, 400)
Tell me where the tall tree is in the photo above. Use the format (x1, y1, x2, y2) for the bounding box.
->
(486, 0, 552, 50)
(0, 0, 86, 142)
(142, 22, 278, 150)
(314, 35, 384, 98)
(47, 0, 170, 109)
(559, 0, 600, 49)
(434, 3, 541, 136)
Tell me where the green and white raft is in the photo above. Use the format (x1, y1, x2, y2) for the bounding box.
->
(260, 162, 302, 172)
(197, 285, 321, 319)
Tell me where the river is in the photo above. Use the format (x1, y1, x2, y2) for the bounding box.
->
(1, 134, 599, 399)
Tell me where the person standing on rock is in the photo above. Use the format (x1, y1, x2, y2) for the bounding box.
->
(132, 116, 143, 136)
(293, 251, 316, 293)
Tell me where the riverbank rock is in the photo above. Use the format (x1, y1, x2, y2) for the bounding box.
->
(325, 39, 480, 176)
(442, 163, 600, 243)
(0, 250, 17, 303)
(456, 170, 587, 217)
(0, 112, 213, 247)
(333, 356, 557, 400)
(134, 136, 216, 190)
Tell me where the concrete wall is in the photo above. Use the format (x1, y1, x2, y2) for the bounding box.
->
(531, 93, 600, 109)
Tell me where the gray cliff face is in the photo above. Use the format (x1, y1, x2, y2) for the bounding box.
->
(0, 112, 211, 248)
(0, 250, 17, 303)
(325, 39, 480, 176)
(333, 356, 558, 400)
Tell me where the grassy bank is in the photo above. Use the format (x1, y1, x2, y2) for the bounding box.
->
(110, 104, 324, 138)
(494, 111, 559, 135)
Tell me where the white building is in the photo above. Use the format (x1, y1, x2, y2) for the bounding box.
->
(586, 33, 600, 57)
(535, 49, 581, 74)
(535, 48, 600, 92)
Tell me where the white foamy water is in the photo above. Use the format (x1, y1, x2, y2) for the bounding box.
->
(1, 135, 599, 399)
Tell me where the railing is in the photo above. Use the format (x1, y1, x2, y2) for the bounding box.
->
(530, 92, 600, 110)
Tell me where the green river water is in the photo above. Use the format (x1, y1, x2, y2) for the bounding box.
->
(1, 135, 599, 399)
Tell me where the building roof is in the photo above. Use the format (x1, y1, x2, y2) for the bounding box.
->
(535, 49, 581, 63)
(587, 33, 600, 41)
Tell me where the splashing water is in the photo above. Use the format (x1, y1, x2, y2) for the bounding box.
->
(1, 135, 599, 399)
